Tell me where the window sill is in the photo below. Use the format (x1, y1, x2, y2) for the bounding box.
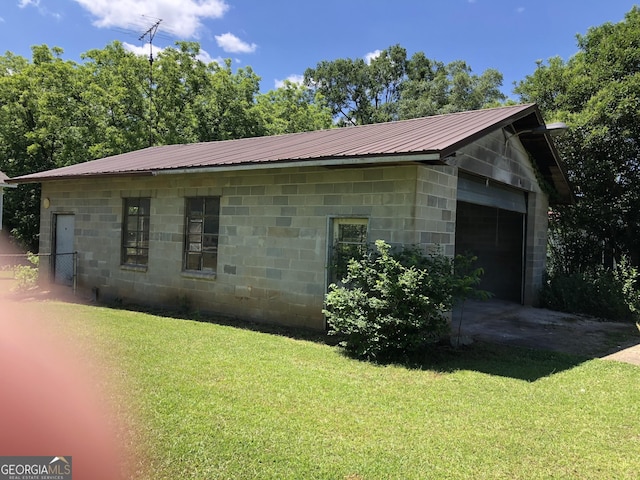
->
(181, 270, 217, 281)
(121, 264, 148, 273)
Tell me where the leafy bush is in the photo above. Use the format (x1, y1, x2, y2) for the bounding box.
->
(323, 240, 486, 361)
(540, 256, 640, 321)
(13, 252, 40, 291)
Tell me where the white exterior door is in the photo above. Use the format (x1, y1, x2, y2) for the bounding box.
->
(54, 214, 75, 286)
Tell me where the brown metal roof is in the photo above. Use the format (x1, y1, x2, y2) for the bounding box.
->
(7, 103, 572, 201)
(10, 104, 540, 180)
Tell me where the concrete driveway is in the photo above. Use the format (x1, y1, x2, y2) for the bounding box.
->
(453, 299, 640, 365)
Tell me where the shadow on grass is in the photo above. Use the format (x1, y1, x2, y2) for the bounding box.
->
(118, 301, 589, 381)
(407, 342, 589, 382)
(102, 300, 337, 345)
(50, 297, 590, 382)
(324, 338, 589, 382)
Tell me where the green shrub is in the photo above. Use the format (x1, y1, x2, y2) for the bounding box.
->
(323, 240, 485, 361)
(13, 252, 40, 291)
(540, 256, 640, 321)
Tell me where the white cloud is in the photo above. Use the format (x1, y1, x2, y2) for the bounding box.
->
(18, 0, 61, 19)
(516, 6, 525, 13)
(18, 0, 40, 7)
(123, 41, 221, 65)
(195, 49, 223, 65)
(214, 32, 257, 53)
(364, 49, 381, 65)
(123, 41, 162, 57)
(72, 0, 228, 38)
(274, 74, 304, 89)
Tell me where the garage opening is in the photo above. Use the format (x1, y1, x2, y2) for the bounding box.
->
(455, 175, 526, 303)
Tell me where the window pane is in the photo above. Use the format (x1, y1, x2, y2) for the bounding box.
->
(202, 234, 218, 250)
(188, 198, 203, 216)
(339, 224, 367, 243)
(204, 215, 219, 234)
(331, 219, 368, 283)
(202, 252, 217, 270)
(205, 197, 220, 215)
(186, 253, 201, 270)
(139, 198, 150, 215)
(122, 198, 151, 266)
(127, 217, 139, 232)
(184, 196, 220, 272)
(189, 221, 203, 234)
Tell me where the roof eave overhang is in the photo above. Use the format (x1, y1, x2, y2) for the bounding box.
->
(441, 105, 574, 205)
(9, 153, 443, 183)
(7, 170, 155, 184)
(152, 152, 443, 176)
(518, 132, 574, 205)
(510, 107, 574, 204)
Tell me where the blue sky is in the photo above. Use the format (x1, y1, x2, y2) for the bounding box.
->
(1, 1, 637, 98)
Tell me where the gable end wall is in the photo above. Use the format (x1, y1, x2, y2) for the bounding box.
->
(451, 129, 550, 304)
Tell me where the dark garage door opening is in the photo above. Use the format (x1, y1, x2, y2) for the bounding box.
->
(455, 201, 524, 302)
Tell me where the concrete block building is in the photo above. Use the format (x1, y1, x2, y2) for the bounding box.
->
(10, 104, 571, 329)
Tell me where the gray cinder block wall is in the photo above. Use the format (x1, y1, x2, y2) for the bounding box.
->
(37, 130, 551, 327)
(38, 163, 457, 329)
(451, 129, 550, 305)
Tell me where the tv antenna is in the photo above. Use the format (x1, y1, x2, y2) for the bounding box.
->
(139, 18, 162, 146)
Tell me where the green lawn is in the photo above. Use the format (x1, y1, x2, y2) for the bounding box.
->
(22, 302, 640, 479)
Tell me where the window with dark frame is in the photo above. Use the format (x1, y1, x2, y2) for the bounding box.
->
(184, 197, 220, 272)
(122, 198, 150, 266)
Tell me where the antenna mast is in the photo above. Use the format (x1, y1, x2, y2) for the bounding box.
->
(139, 19, 162, 147)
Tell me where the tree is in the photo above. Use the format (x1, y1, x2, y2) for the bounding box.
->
(399, 56, 505, 118)
(515, 6, 640, 271)
(256, 80, 333, 135)
(304, 44, 410, 125)
(0, 41, 335, 249)
(199, 59, 264, 141)
(304, 44, 505, 125)
(151, 42, 202, 145)
(80, 41, 150, 157)
(0, 46, 87, 249)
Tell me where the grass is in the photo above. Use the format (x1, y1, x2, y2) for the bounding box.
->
(11, 301, 640, 479)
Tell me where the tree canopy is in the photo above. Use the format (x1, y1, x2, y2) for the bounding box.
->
(515, 6, 640, 271)
(0, 42, 332, 249)
(1, 42, 507, 249)
(304, 44, 506, 126)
